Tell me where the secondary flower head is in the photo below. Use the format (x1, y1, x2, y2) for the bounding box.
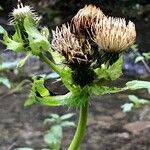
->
(93, 16, 136, 53)
(10, 0, 40, 24)
(52, 24, 93, 69)
(72, 5, 105, 35)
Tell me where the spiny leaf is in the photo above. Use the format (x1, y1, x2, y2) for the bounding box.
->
(24, 17, 50, 55)
(32, 77, 50, 97)
(90, 85, 123, 95)
(95, 56, 123, 81)
(0, 26, 24, 52)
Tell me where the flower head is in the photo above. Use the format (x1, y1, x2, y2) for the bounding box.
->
(93, 16, 136, 53)
(52, 24, 93, 69)
(72, 5, 105, 35)
(10, 0, 40, 24)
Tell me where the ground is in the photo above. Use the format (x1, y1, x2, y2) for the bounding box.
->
(0, 77, 150, 150)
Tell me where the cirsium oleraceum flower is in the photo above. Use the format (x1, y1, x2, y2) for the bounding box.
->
(93, 16, 136, 53)
(10, 0, 40, 25)
(71, 5, 105, 36)
(52, 24, 93, 69)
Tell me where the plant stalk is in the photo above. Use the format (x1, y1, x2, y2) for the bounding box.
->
(68, 101, 89, 150)
(39, 53, 60, 74)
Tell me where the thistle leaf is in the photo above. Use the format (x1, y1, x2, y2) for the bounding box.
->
(95, 56, 123, 81)
(24, 17, 50, 55)
(0, 26, 24, 52)
(91, 85, 122, 95)
(125, 80, 150, 90)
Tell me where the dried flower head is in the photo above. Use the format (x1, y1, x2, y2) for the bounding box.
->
(52, 24, 93, 69)
(94, 16, 136, 53)
(10, 0, 40, 24)
(72, 5, 105, 35)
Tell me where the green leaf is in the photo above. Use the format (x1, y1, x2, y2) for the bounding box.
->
(50, 48, 65, 65)
(24, 17, 50, 55)
(0, 61, 18, 71)
(35, 93, 71, 106)
(0, 77, 11, 88)
(44, 125, 62, 145)
(95, 56, 123, 81)
(0, 26, 24, 52)
(61, 121, 76, 127)
(50, 114, 59, 119)
(90, 85, 123, 95)
(24, 98, 34, 106)
(28, 75, 89, 107)
(121, 103, 134, 112)
(44, 118, 56, 124)
(60, 113, 74, 120)
(139, 99, 149, 105)
(128, 95, 139, 104)
(135, 56, 144, 63)
(125, 80, 150, 90)
(128, 95, 149, 107)
(143, 52, 150, 59)
(64, 86, 89, 106)
(60, 67, 74, 92)
(33, 77, 50, 97)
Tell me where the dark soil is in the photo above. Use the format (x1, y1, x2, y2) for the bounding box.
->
(0, 78, 150, 150)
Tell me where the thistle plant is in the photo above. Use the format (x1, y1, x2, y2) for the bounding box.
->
(1, 2, 145, 150)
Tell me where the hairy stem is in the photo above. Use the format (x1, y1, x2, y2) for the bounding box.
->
(39, 53, 60, 74)
(68, 101, 89, 150)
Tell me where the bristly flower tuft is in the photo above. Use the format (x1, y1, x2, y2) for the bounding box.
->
(93, 16, 136, 53)
(71, 5, 105, 36)
(10, 0, 40, 25)
(52, 24, 93, 69)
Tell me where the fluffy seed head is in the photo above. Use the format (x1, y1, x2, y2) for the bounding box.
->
(72, 5, 105, 35)
(52, 24, 93, 69)
(94, 16, 136, 53)
(10, 0, 40, 24)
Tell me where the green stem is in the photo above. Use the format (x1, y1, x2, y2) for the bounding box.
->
(39, 53, 60, 75)
(68, 101, 89, 150)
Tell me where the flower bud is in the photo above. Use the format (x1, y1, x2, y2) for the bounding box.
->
(10, 0, 40, 25)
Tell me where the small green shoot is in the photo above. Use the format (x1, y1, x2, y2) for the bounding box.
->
(44, 113, 75, 150)
(121, 95, 150, 112)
